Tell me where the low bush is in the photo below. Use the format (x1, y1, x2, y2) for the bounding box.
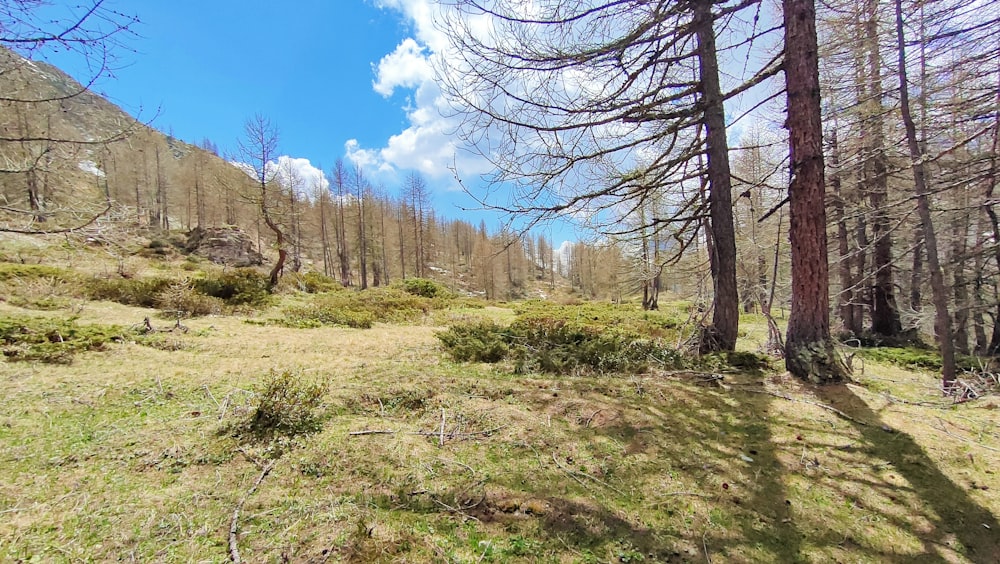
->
(437, 316, 683, 375)
(0, 263, 74, 282)
(192, 269, 271, 306)
(0, 315, 131, 363)
(398, 277, 452, 299)
(238, 369, 326, 441)
(85, 277, 173, 308)
(436, 321, 510, 362)
(281, 303, 376, 329)
(155, 281, 224, 317)
(857, 346, 980, 372)
(300, 272, 343, 293)
(513, 300, 683, 339)
(274, 287, 434, 329)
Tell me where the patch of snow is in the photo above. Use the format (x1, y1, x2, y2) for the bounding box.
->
(78, 160, 106, 178)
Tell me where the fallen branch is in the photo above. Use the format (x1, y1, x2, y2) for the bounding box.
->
(229, 459, 276, 563)
(730, 386, 871, 427)
(348, 426, 504, 439)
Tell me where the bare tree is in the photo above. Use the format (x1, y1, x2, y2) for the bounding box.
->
(436, 0, 781, 352)
(235, 114, 285, 287)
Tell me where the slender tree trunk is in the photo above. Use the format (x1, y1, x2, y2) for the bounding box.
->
(694, 0, 739, 352)
(863, 0, 901, 338)
(951, 212, 970, 355)
(829, 127, 858, 337)
(910, 223, 924, 311)
(782, 0, 848, 382)
(894, 0, 956, 389)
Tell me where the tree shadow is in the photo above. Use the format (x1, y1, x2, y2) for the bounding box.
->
(491, 376, 806, 561)
(813, 384, 1000, 562)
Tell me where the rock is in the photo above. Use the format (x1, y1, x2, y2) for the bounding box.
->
(185, 226, 263, 267)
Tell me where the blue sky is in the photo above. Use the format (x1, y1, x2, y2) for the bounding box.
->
(37, 0, 558, 239)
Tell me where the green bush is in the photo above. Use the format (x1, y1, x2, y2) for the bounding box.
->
(0, 263, 73, 282)
(281, 303, 376, 329)
(513, 300, 682, 339)
(398, 277, 451, 299)
(0, 315, 130, 363)
(274, 287, 434, 329)
(85, 277, 174, 307)
(192, 269, 271, 306)
(436, 321, 510, 362)
(856, 346, 980, 372)
(437, 317, 683, 374)
(240, 369, 326, 440)
(301, 272, 343, 293)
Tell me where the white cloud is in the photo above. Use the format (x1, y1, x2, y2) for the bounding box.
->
(372, 38, 433, 97)
(231, 155, 329, 199)
(345, 0, 491, 184)
(272, 156, 328, 197)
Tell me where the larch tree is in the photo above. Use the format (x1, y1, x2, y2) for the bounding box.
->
(781, 0, 849, 382)
(436, 0, 782, 352)
(236, 113, 286, 287)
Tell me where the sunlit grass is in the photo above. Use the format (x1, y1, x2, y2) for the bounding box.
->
(1, 240, 998, 562)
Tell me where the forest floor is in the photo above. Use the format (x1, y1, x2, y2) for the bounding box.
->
(1, 237, 999, 562)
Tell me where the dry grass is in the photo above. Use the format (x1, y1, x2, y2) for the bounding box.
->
(1, 240, 999, 562)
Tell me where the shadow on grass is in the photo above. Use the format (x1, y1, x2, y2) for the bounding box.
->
(814, 385, 1000, 563)
(481, 377, 807, 561)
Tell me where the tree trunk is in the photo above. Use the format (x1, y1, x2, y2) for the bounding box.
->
(782, 0, 848, 383)
(894, 0, 956, 389)
(864, 0, 901, 338)
(694, 0, 739, 352)
(829, 127, 858, 338)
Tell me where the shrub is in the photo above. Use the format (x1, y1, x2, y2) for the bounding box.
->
(240, 369, 326, 440)
(398, 277, 452, 299)
(281, 303, 376, 329)
(437, 317, 683, 374)
(192, 269, 271, 306)
(856, 346, 979, 372)
(85, 277, 173, 308)
(436, 321, 510, 362)
(274, 287, 433, 329)
(155, 281, 224, 317)
(0, 315, 130, 363)
(0, 263, 73, 282)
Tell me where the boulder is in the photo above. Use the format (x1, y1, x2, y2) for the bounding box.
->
(185, 226, 263, 267)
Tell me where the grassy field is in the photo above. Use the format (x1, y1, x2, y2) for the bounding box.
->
(1, 238, 999, 562)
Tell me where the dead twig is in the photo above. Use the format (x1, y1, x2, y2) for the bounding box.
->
(229, 459, 277, 563)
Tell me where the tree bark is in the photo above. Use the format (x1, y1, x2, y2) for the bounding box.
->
(694, 0, 739, 352)
(782, 0, 848, 383)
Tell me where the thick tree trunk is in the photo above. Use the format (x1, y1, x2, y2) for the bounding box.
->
(894, 0, 956, 388)
(782, 0, 848, 383)
(694, 0, 739, 352)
